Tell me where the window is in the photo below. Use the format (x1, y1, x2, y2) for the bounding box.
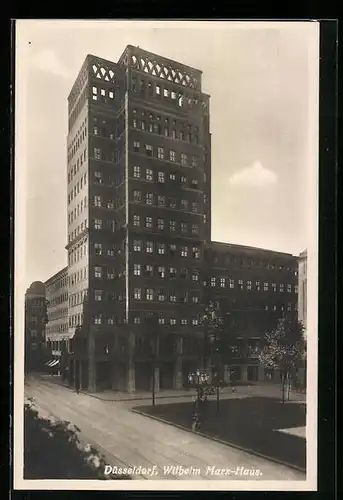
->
(164, 127, 169, 137)
(256, 281, 261, 291)
(263, 282, 269, 291)
(146, 192, 153, 205)
(158, 316, 165, 324)
(192, 202, 198, 213)
(94, 316, 102, 325)
(133, 119, 137, 128)
(133, 215, 140, 226)
(170, 150, 176, 162)
(170, 198, 176, 209)
(192, 246, 200, 259)
(211, 277, 216, 287)
(169, 244, 176, 256)
(170, 318, 176, 325)
(133, 240, 141, 252)
(158, 266, 165, 278)
(107, 200, 114, 209)
(145, 265, 153, 277)
(220, 277, 226, 288)
(145, 217, 153, 229)
(295, 285, 298, 294)
(163, 88, 170, 98)
(181, 222, 188, 234)
(280, 284, 284, 292)
(133, 165, 141, 178)
(158, 290, 165, 302)
(192, 272, 199, 282)
(181, 199, 188, 211)
(94, 266, 102, 278)
(94, 148, 101, 160)
(181, 153, 188, 166)
(238, 279, 243, 290)
(287, 303, 292, 311)
(94, 171, 102, 183)
(145, 144, 153, 156)
(107, 246, 115, 256)
(157, 218, 164, 230)
(181, 246, 188, 257)
(141, 121, 146, 131)
(170, 220, 176, 232)
(172, 129, 176, 139)
(134, 317, 141, 324)
(169, 267, 177, 278)
(157, 243, 165, 254)
(134, 288, 141, 300)
(158, 171, 165, 183)
(192, 296, 200, 304)
(272, 283, 277, 292)
(95, 290, 102, 302)
(180, 268, 188, 279)
(191, 179, 199, 189)
(158, 195, 165, 206)
(170, 294, 176, 303)
(192, 156, 198, 167)
(146, 241, 153, 253)
(94, 219, 102, 230)
(107, 268, 115, 279)
(246, 281, 252, 290)
(287, 284, 292, 293)
(170, 173, 176, 181)
(133, 264, 141, 276)
(93, 126, 99, 136)
(157, 147, 164, 160)
(192, 319, 198, 326)
(192, 224, 199, 234)
(146, 169, 153, 181)
(181, 175, 187, 184)
(133, 141, 140, 152)
(133, 190, 141, 202)
(94, 243, 102, 255)
(156, 85, 161, 95)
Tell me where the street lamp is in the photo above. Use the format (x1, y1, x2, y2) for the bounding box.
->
(188, 368, 210, 431)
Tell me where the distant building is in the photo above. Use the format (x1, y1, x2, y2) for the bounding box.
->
(45, 267, 70, 373)
(25, 281, 48, 372)
(298, 249, 307, 334)
(204, 242, 298, 383)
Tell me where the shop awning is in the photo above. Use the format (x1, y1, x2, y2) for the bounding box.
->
(49, 359, 60, 367)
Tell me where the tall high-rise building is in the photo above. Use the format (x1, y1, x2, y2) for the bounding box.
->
(66, 46, 211, 392)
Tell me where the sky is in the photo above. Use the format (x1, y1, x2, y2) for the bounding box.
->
(15, 21, 319, 290)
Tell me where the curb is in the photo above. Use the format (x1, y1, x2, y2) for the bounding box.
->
(131, 409, 306, 475)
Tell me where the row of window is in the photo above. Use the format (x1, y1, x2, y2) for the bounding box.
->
(209, 253, 297, 274)
(68, 176, 87, 204)
(132, 141, 199, 166)
(131, 117, 199, 145)
(68, 149, 87, 184)
(131, 168, 201, 190)
(207, 277, 297, 293)
(47, 308, 68, 320)
(46, 293, 68, 307)
(132, 242, 201, 259)
(132, 214, 203, 231)
(92, 85, 115, 101)
(69, 266, 88, 287)
(130, 288, 200, 303)
(68, 219, 88, 243)
(68, 117, 87, 162)
(130, 77, 206, 112)
(46, 324, 69, 335)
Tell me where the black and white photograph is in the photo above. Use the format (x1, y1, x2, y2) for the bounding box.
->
(14, 20, 319, 491)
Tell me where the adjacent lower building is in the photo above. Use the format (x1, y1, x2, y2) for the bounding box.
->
(204, 242, 298, 383)
(298, 249, 307, 334)
(24, 281, 48, 372)
(45, 267, 70, 373)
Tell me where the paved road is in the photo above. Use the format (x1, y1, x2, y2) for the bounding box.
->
(24, 375, 305, 482)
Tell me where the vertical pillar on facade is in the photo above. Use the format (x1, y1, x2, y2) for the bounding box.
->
(258, 366, 265, 383)
(88, 329, 96, 393)
(127, 331, 135, 393)
(174, 336, 183, 389)
(241, 365, 248, 382)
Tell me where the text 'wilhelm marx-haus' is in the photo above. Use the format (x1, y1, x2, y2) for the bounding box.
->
(43, 45, 299, 392)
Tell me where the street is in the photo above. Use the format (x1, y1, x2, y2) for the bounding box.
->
(24, 375, 305, 481)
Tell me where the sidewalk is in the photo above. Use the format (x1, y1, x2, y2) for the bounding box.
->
(41, 374, 306, 404)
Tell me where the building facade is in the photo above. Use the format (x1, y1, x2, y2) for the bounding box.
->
(204, 242, 298, 383)
(64, 45, 299, 392)
(45, 267, 70, 372)
(24, 281, 48, 372)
